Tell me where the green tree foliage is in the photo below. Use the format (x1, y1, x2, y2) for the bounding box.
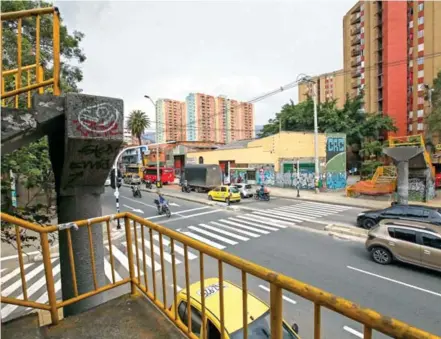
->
(1, 1, 86, 246)
(127, 110, 151, 146)
(259, 94, 397, 159)
(426, 71, 441, 139)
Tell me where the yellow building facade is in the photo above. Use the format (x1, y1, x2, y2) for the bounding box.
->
(186, 132, 327, 173)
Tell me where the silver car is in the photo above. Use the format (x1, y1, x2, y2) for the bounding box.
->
(233, 184, 254, 198)
(130, 174, 142, 185)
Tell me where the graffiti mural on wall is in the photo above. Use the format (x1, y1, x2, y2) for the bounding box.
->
(256, 167, 275, 186)
(325, 133, 347, 190)
(230, 170, 247, 184)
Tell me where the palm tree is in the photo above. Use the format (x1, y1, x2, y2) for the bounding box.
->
(127, 110, 151, 146)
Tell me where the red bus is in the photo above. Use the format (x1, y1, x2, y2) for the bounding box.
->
(143, 167, 175, 184)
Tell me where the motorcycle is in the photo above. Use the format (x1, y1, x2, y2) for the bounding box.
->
(181, 180, 191, 193)
(145, 180, 153, 190)
(132, 184, 142, 198)
(254, 190, 270, 201)
(154, 199, 171, 218)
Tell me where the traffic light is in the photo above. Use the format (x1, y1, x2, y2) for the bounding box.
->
(110, 168, 122, 189)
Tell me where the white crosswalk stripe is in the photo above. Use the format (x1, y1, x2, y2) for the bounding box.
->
(229, 217, 279, 231)
(104, 258, 123, 282)
(253, 209, 314, 221)
(210, 221, 260, 238)
(198, 223, 249, 241)
(121, 242, 162, 272)
(233, 215, 289, 228)
(138, 239, 182, 265)
(188, 226, 238, 246)
(1, 263, 34, 286)
(218, 219, 269, 234)
(152, 234, 198, 260)
(181, 231, 226, 250)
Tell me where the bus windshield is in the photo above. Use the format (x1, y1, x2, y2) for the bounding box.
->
(127, 166, 140, 173)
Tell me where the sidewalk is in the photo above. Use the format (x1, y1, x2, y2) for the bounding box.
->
(158, 184, 441, 210)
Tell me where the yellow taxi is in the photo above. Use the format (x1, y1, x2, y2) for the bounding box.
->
(170, 278, 300, 338)
(208, 186, 241, 203)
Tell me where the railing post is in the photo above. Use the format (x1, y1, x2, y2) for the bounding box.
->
(40, 232, 59, 325)
(270, 283, 282, 339)
(52, 7, 61, 95)
(124, 216, 137, 295)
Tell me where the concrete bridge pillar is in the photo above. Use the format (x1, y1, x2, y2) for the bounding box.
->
(46, 93, 124, 316)
(383, 146, 424, 205)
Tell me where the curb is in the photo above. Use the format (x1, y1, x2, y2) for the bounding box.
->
(324, 223, 368, 240)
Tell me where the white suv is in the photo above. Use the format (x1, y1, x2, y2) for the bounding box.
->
(233, 184, 254, 198)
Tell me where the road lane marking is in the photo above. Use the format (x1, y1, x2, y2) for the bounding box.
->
(171, 283, 183, 291)
(343, 326, 363, 338)
(230, 217, 279, 231)
(152, 234, 198, 260)
(121, 195, 157, 209)
(182, 231, 225, 250)
(251, 209, 310, 222)
(210, 221, 260, 238)
(251, 211, 301, 223)
(104, 258, 123, 282)
(1, 263, 34, 285)
(188, 226, 238, 245)
(347, 266, 441, 297)
(123, 204, 144, 214)
(258, 285, 297, 304)
(159, 209, 224, 224)
(234, 215, 289, 228)
(218, 219, 269, 234)
(198, 223, 249, 241)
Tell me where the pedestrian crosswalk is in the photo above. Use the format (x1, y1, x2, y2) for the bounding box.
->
(1, 201, 351, 322)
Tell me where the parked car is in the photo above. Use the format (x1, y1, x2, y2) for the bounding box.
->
(365, 219, 441, 272)
(208, 185, 241, 203)
(170, 278, 300, 338)
(232, 183, 254, 198)
(435, 172, 441, 188)
(129, 174, 142, 185)
(357, 204, 441, 229)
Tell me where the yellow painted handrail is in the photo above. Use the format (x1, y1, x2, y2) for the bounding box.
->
(0, 211, 439, 339)
(1, 6, 60, 107)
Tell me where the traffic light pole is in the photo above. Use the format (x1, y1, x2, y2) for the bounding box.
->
(113, 164, 121, 230)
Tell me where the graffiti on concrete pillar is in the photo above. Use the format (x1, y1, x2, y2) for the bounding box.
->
(73, 103, 121, 137)
(408, 178, 426, 202)
(325, 133, 347, 190)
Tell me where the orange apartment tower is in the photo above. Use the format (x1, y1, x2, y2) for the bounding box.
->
(155, 98, 186, 143)
(343, 0, 441, 143)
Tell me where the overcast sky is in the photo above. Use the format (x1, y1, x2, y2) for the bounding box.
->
(55, 0, 354, 130)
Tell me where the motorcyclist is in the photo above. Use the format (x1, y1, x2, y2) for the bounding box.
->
(259, 184, 265, 198)
(154, 190, 167, 212)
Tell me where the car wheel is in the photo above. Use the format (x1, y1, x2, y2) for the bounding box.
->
(225, 198, 230, 205)
(240, 193, 244, 199)
(208, 195, 213, 201)
(371, 247, 392, 265)
(362, 218, 376, 229)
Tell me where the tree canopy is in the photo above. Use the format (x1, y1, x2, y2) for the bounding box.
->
(259, 94, 397, 153)
(427, 70, 441, 140)
(127, 110, 151, 145)
(1, 1, 86, 247)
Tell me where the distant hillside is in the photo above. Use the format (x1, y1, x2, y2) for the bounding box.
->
(254, 125, 264, 137)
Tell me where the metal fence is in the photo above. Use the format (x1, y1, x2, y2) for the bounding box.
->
(1, 211, 439, 339)
(1, 7, 61, 107)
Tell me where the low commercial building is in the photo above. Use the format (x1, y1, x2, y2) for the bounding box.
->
(186, 132, 347, 190)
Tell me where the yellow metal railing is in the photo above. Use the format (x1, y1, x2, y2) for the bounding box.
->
(1, 212, 439, 339)
(1, 7, 60, 108)
(388, 134, 435, 178)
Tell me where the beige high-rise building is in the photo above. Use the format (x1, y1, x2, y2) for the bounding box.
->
(298, 70, 345, 108)
(155, 98, 186, 143)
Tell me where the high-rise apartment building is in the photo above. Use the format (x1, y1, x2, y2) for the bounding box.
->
(186, 93, 255, 143)
(298, 70, 346, 108)
(342, 0, 441, 141)
(155, 99, 186, 143)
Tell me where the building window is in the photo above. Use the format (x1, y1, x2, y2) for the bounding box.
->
(417, 57, 424, 65)
(418, 30, 424, 38)
(417, 109, 424, 117)
(418, 70, 424, 78)
(409, 124, 413, 132)
(417, 123, 424, 131)
(418, 43, 424, 52)
(409, 60, 414, 67)
(409, 20, 413, 28)
(418, 97, 424, 105)
(418, 3, 424, 11)
(418, 16, 424, 25)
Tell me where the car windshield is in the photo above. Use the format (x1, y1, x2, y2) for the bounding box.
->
(245, 184, 252, 189)
(132, 175, 140, 179)
(229, 311, 298, 339)
(230, 187, 239, 193)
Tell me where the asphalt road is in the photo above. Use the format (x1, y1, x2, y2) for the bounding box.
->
(1, 186, 440, 338)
